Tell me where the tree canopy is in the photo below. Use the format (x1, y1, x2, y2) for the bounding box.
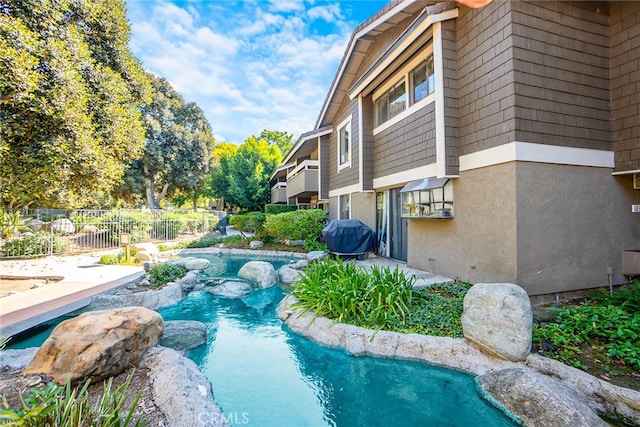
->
(209, 136, 283, 212)
(0, 0, 152, 211)
(259, 129, 294, 156)
(117, 74, 216, 209)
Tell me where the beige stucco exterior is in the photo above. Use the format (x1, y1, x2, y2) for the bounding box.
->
(409, 162, 640, 297)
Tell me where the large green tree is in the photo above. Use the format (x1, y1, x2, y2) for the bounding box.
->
(117, 74, 215, 209)
(259, 129, 294, 156)
(0, 0, 151, 211)
(210, 136, 282, 211)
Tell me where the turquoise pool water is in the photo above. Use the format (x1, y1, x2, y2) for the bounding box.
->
(8, 254, 518, 426)
(158, 254, 518, 427)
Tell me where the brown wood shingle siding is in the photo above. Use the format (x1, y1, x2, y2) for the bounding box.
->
(611, 2, 640, 172)
(329, 100, 360, 190)
(373, 102, 436, 178)
(442, 19, 459, 176)
(510, 1, 611, 150)
(457, 2, 516, 155)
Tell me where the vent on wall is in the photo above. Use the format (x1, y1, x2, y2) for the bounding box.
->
(634, 174, 640, 190)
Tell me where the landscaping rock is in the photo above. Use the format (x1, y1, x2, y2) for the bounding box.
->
(290, 259, 309, 270)
(184, 258, 210, 271)
(82, 224, 100, 233)
(134, 251, 154, 262)
(177, 270, 199, 286)
(160, 320, 208, 351)
(207, 280, 252, 298)
(307, 251, 328, 263)
(23, 307, 163, 383)
(477, 368, 608, 427)
(0, 348, 38, 371)
(278, 265, 302, 285)
(131, 242, 160, 257)
(462, 283, 532, 361)
(24, 218, 44, 232)
(50, 218, 75, 235)
(249, 240, 264, 249)
(142, 347, 228, 427)
(88, 282, 183, 311)
(237, 261, 277, 288)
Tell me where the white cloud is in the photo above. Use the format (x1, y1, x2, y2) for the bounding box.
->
(126, 0, 374, 143)
(267, 0, 306, 13)
(307, 3, 343, 23)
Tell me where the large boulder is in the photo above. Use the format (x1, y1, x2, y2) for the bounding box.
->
(477, 368, 608, 427)
(23, 307, 163, 383)
(184, 258, 211, 271)
(461, 283, 532, 361)
(307, 251, 328, 263)
(50, 218, 75, 235)
(88, 282, 183, 311)
(207, 280, 252, 298)
(131, 242, 160, 260)
(160, 320, 208, 352)
(237, 261, 277, 288)
(278, 265, 302, 285)
(142, 347, 228, 427)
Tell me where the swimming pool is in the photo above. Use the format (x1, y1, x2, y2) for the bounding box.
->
(158, 254, 518, 426)
(7, 253, 518, 426)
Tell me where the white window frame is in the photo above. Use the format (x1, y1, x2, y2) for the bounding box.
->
(339, 193, 351, 219)
(337, 115, 352, 172)
(373, 45, 435, 135)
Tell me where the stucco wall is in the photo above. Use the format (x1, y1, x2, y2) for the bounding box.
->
(408, 161, 640, 297)
(350, 191, 376, 230)
(515, 162, 640, 295)
(408, 162, 518, 285)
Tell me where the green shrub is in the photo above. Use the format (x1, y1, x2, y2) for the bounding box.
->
(0, 207, 20, 239)
(534, 300, 640, 370)
(178, 212, 218, 234)
(149, 263, 187, 287)
(263, 209, 326, 242)
(228, 212, 267, 234)
(0, 371, 147, 426)
(1, 232, 66, 257)
(92, 211, 151, 245)
(264, 204, 297, 215)
(150, 214, 184, 240)
(291, 259, 468, 336)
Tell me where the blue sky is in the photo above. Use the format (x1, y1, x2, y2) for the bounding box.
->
(125, 0, 387, 144)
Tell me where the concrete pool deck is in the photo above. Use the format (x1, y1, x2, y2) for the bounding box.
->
(0, 249, 452, 338)
(0, 253, 144, 337)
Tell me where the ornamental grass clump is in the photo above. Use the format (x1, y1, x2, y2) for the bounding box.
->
(290, 258, 469, 336)
(0, 372, 147, 426)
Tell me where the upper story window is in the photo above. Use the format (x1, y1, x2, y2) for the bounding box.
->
(376, 80, 406, 125)
(410, 56, 434, 104)
(337, 115, 352, 171)
(373, 48, 435, 131)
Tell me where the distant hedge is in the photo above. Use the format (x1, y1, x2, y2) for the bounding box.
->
(264, 204, 297, 215)
(263, 209, 326, 242)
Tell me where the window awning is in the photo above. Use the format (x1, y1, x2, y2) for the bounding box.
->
(400, 178, 449, 193)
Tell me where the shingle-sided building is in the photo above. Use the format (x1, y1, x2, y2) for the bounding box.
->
(272, 0, 640, 302)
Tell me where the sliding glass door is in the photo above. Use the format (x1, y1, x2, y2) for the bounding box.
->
(376, 189, 407, 262)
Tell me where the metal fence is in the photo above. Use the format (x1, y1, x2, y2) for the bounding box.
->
(0, 208, 224, 258)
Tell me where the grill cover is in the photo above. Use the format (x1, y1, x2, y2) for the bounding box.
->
(321, 219, 376, 256)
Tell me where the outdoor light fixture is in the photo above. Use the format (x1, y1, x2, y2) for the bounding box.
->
(457, 0, 493, 8)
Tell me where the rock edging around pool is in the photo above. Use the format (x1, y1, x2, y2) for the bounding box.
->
(277, 294, 640, 426)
